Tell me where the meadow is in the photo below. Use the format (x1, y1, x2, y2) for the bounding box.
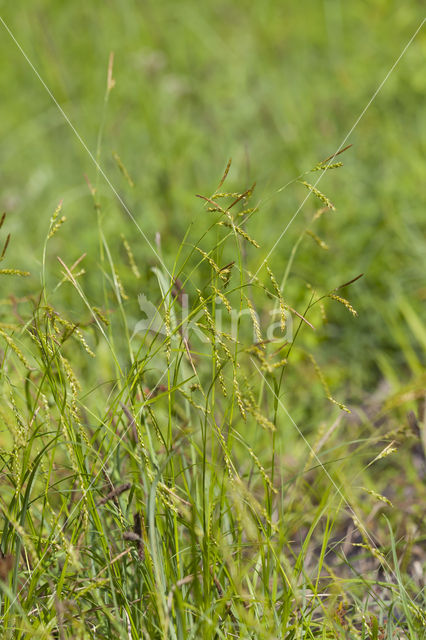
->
(0, 2, 425, 638)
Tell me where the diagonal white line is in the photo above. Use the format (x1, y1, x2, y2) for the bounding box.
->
(254, 17, 426, 280)
(0, 16, 172, 279)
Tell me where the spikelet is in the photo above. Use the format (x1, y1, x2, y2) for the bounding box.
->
(216, 157, 232, 190)
(237, 207, 257, 218)
(61, 355, 81, 395)
(328, 294, 358, 317)
(219, 221, 260, 248)
(47, 505, 78, 566)
(232, 373, 246, 419)
(158, 486, 190, 518)
(228, 183, 256, 210)
(362, 487, 393, 507)
(305, 229, 329, 250)
(272, 357, 287, 369)
(164, 304, 171, 362)
(75, 408, 90, 449)
(199, 291, 229, 396)
(135, 421, 151, 471)
(158, 481, 191, 509)
(240, 379, 274, 426)
(213, 420, 235, 481)
(48, 201, 63, 230)
(299, 180, 335, 210)
(47, 200, 66, 239)
(0, 269, 30, 276)
(48, 215, 67, 239)
(369, 441, 397, 465)
(45, 306, 60, 335)
(211, 192, 241, 200)
(113, 152, 135, 187)
(307, 352, 350, 413)
(240, 376, 256, 407)
(53, 312, 95, 357)
(93, 306, 110, 326)
(312, 161, 343, 172)
(0, 328, 31, 369)
(114, 269, 129, 300)
(246, 446, 277, 493)
(315, 145, 352, 169)
(195, 247, 226, 280)
(216, 352, 228, 397)
(74, 328, 95, 358)
(218, 261, 234, 288)
(157, 487, 178, 515)
(9, 391, 27, 449)
(351, 542, 386, 563)
(198, 290, 214, 331)
(266, 264, 286, 331)
(212, 287, 232, 313)
(121, 234, 140, 278)
(246, 403, 276, 431)
(246, 298, 262, 345)
(178, 388, 211, 414)
(266, 264, 281, 300)
(407, 603, 426, 628)
(351, 514, 386, 564)
(28, 324, 54, 358)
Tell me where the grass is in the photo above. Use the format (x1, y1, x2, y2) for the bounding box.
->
(0, 159, 424, 638)
(0, 2, 425, 638)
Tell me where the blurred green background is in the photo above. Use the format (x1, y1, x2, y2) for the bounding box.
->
(0, 1, 425, 396)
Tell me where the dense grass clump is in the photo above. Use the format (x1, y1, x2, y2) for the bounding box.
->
(0, 155, 424, 638)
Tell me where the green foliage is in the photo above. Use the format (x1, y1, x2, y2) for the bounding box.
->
(0, 167, 424, 638)
(0, 2, 424, 638)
